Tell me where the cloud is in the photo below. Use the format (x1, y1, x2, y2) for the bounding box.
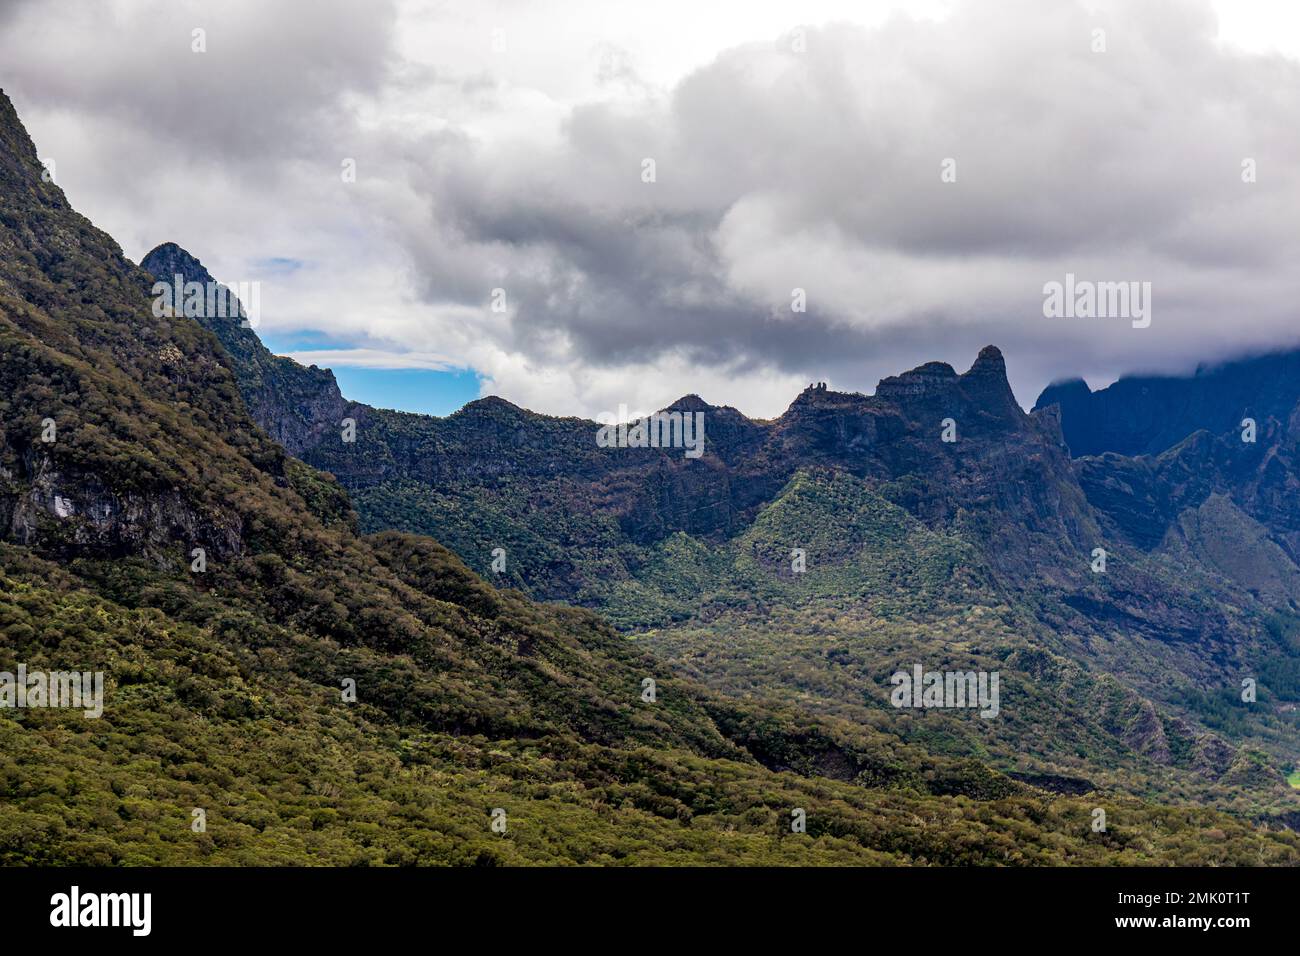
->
(361, 0, 1300, 410)
(6, 0, 1300, 416)
(285, 348, 460, 371)
(2, 0, 395, 159)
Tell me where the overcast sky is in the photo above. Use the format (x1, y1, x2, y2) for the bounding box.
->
(4, 0, 1300, 418)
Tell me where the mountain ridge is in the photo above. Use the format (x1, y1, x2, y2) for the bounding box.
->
(1034, 347, 1300, 459)
(12, 86, 1286, 864)
(129, 239, 1300, 815)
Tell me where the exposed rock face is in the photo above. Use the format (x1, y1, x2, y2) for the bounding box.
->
(875, 361, 959, 401)
(759, 346, 1098, 582)
(2, 453, 241, 561)
(140, 242, 360, 457)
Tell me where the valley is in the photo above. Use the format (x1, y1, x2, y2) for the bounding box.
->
(1, 78, 1298, 866)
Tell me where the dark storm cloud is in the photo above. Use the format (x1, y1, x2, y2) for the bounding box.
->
(0, 0, 396, 162)
(383, 0, 1300, 405)
(5, 0, 1300, 414)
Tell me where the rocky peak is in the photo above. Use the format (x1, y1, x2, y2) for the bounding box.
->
(141, 241, 215, 285)
(965, 344, 1008, 381)
(665, 394, 713, 413)
(140, 240, 254, 345)
(138, 240, 353, 456)
(957, 345, 1021, 413)
(874, 361, 959, 402)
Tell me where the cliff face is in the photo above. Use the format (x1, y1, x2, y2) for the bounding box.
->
(766, 346, 1095, 576)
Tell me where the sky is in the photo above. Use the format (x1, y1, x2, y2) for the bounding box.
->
(3, 0, 1300, 419)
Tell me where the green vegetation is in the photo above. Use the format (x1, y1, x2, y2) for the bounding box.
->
(348, 461, 1300, 819)
(3, 87, 1298, 865)
(5, 544, 1299, 866)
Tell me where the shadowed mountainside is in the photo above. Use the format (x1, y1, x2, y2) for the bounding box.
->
(133, 227, 1300, 819)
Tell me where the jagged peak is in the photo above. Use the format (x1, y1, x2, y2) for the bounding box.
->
(965, 345, 1006, 377)
(664, 393, 713, 413)
(875, 361, 958, 401)
(141, 242, 215, 285)
(957, 344, 1019, 409)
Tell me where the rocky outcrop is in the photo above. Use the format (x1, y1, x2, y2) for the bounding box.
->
(875, 361, 959, 401)
(1, 448, 241, 563)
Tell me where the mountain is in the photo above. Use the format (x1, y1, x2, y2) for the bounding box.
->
(1035, 353, 1300, 568)
(295, 344, 1099, 597)
(1033, 350, 1300, 644)
(139, 242, 358, 457)
(131, 224, 1300, 825)
(10, 88, 1289, 864)
(1034, 350, 1300, 458)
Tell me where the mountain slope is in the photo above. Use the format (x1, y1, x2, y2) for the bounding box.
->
(1034, 349, 1300, 458)
(131, 204, 1300, 822)
(10, 88, 1290, 864)
(139, 242, 358, 457)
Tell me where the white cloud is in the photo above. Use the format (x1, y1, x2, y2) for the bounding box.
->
(5, 0, 1300, 418)
(285, 348, 460, 370)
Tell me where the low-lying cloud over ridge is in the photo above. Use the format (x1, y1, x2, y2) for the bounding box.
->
(5, 0, 1300, 417)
